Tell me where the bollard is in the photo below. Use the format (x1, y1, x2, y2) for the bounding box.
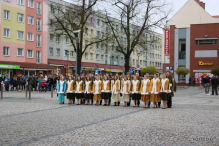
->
(25, 85, 28, 97)
(51, 85, 53, 98)
(1, 84, 3, 99)
(29, 85, 31, 100)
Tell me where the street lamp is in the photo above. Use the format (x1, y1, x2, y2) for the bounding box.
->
(65, 50, 69, 76)
(137, 52, 140, 73)
(73, 30, 81, 79)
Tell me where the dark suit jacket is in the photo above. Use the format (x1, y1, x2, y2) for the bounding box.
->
(211, 77, 219, 86)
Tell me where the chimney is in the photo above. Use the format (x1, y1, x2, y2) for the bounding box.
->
(195, 0, 205, 10)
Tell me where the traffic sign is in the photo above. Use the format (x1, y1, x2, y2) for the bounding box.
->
(169, 66, 173, 70)
(95, 69, 99, 74)
(137, 64, 140, 68)
(129, 69, 134, 73)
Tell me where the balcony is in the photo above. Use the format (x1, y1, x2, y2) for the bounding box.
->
(36, 8, 41, 15)
(36, 41, 41, 47)
(37, 25, 41, 31)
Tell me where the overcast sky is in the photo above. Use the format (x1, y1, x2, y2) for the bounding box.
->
(64, 0, 219, 33)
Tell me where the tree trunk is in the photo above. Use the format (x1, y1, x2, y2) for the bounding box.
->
(77, 51, 82, 76)
(124, 55, 130, 74)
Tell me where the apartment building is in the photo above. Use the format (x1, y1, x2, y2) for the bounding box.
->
(45, 0, 164, 75)
(0, 0, 52, 78)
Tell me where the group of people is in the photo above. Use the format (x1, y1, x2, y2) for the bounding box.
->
(57, 70, 177, 109)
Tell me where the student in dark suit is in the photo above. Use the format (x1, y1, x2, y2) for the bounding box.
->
(211, 74, 218, 95)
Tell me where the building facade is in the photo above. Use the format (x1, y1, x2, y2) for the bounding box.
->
(164, 0, 219, 84)
(46, 0, 164, 76)
(0, 0, 52, 78)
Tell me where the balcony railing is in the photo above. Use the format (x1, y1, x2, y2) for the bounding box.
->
(37, 25, 41, 31)
(36, 41, 41, 47)
(36, 8, 41, 15)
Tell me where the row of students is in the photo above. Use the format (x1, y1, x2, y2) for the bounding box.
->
(57, 71, 176, 109)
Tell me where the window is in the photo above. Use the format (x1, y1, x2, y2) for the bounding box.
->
(133, 59, 135, 65)
(70, 51, 74, 57)
(56, 48, 60, 56)
(66, 36, 70, 44)
(4, 10, 10, 20)
(90, 29, 93, 36)
(27, 33, 34, 41)
(36, 51, 41, 64)
(4, 28, 10, 38)
(17, 48, 24, 56)
(49, 19, 53, 27)
(96, 54, 100, 60)
(17, 0, 24, 5)
(3, 47, 10, 56)
(140, 60, 142, 65)
(90, 53, 93, 59)
(85, 27, 88, 34)
(36, 2, 41, 15)
(17, 13, 24, 22)
(179, 39, 186, 59)
(27, 50, 33, 58)
(49, 34, 54, 41)
(28, 0, 34, 8)
(101, 55, 104, 60)
(136, 60, 138, 65)
(96, 31, 100, 37)
(17, 31, 24, 40)
(49, 48, 53, 55)
(96, 43, 99, 49)
(36, 18, 41, 31)
(4, 0, 10, 2)
(56, 35, 60, 43)
(97, 19, 100, 26)
(102, 20, 104, 27)
(28, 16, 34, 25)
(36, 34, 41, 47)
(85, 53, 88, 59)
(195, 39, 217, 45)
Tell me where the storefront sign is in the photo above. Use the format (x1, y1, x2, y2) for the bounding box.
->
(199, 61, 213, 66)
(118, 70, 123, 73)
(164, 29, 170, 56)
(105, 69, 112, 72)
(0, 64, 20, 69)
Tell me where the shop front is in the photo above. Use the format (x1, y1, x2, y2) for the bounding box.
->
(0, 64, 20, 78)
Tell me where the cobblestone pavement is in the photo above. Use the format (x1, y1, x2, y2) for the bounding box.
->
(0, 87, 218, 146)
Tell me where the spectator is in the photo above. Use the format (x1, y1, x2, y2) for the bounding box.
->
(201, 76, 205, 88)
(193, 76, 196, 86)
(0, 74, 2, 91)
(189, 76, 193, 86)
(13, 75, 18, 91)
(4, 75, 10, 92)
(38, 76, 43, 92)
(23, 75, 27, 90)
(211, 74, 218, 95)
(205, 75, 211, 94)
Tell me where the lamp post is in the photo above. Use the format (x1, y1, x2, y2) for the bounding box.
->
(137, 52, 140, 73)
(65, 50, 69, 76)
(73, 30, 81, 79)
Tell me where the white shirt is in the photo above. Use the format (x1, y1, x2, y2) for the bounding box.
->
(59, 81, 64, 93)
(152, 79, 157, 93)
(85, 81, 90, 93)
(133, 80, 138, 93)
(95, 80, 100, 94)
(123, 80, 129, 94)
(143, 79, 148, 93)
(67, 80, 73, 92)
(103, 80, 108, 91)
(76, 81, 82, 92)
(162, 78, 167, 91)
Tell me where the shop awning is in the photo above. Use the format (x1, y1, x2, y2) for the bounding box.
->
(0, 61, 54, 70)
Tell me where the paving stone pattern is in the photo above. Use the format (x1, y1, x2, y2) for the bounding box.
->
(0, 87, 218, 146)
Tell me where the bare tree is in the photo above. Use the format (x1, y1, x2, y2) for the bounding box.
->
(47, 0, 110, 75)
(105, 0, 170, 73)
